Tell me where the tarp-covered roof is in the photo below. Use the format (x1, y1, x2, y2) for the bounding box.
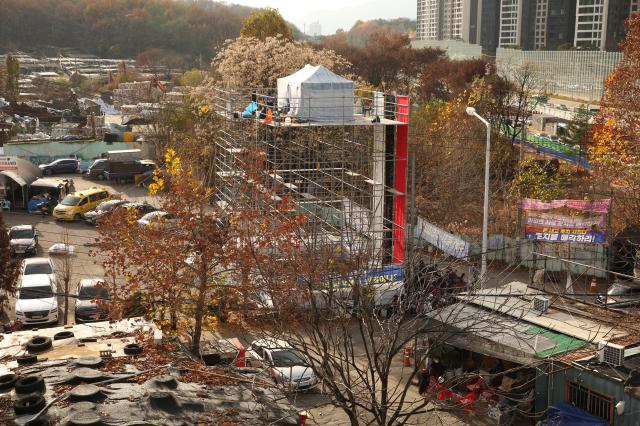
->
(427, 304, 588, 364)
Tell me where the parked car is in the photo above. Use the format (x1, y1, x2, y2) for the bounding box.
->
(8, 225, 38, 256)
(83, 199, 127, 225)
(596, 283, 640, 308)
(87, 159, 108, 180)
(137, 211, 174, 228)
(38, 158, 80, 176)
(21, 257, 56, 284)
(246, 339, 318, 391)
(15, 274, 59, 325)
(75, 278, 110, 323)
(53, 188, 111, 221)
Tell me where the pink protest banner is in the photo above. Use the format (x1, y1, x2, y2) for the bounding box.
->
(525, 212, 606, 229)
(519, 198, 611, 213)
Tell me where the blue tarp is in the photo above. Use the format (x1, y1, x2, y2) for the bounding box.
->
(545, 403, 609, 426)
(242, 102, 258, 118)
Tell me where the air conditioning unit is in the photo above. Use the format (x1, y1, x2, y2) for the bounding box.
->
(532, 296, 550, 313)
(598, 341, 625, 367)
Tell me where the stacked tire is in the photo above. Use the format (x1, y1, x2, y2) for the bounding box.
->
(14, 375, 46, 415)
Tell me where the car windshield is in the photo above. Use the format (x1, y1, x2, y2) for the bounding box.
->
(61, 195, 81, 206)
(24, 262, 53, 275)
(97, 202, 118, 212)
(10, 229, 33, 239)
(19, 285, 53, 299)
(608, 284, 633, 296)
(270, 350, 307, 367)
(78, 284, 109, 300)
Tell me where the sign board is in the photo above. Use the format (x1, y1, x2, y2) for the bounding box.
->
(524, 225, 606, 244)
(525, 212, 605, 229)
(415, 216, 470, 258)
(0, 156, 18, 171)
(519, 198, 611, 213)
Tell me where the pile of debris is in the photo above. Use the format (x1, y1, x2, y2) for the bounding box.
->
(0, 319, 298, 425)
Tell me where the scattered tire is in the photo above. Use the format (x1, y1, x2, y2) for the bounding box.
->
(17, 354, 38, 366)
(69, 410, 102, 426)
(123, 343, 143, 356)
(0, 373, 17, 391)
(26, 417, 50, 426)
(15, 376, 46, 394)
(153, 375, 178, 389)
(148, 391, 179, 412)
(75, 356, 103, 368)
(72, 368, 104, 383)
(74, 214, 82, 222)
(54, 331, 74, 340)
(27, 336, 52, 354)
(14, 394, 46, 414)
(69, 402, 97, 412)
(69, 384, 102, 401)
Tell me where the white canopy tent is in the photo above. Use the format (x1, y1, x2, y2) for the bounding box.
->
(277, 64, 355, 123)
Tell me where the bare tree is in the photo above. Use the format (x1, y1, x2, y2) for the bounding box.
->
(237, 210, 537, 425)
(53, 229, 74, 325)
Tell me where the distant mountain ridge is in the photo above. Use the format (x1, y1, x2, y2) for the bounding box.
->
(0, 0, 303, 65)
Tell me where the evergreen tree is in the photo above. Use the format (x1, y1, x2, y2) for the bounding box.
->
(563, 104, 592, 150)
(4, 55, 20, 102)
(0, 214, 20, 323)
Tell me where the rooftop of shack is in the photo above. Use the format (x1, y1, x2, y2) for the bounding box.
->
(0, 319, 298, 425)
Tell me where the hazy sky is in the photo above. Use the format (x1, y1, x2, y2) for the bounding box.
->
(223, 0, 416, 35)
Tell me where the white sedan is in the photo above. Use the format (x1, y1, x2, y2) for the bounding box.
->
(246, 339, 318, 391)
(20, 257, 56, 284)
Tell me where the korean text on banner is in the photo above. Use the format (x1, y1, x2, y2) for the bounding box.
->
(524, 226, 606, 244)
(415, 216, 470, 258)
(519, 198, 611, 213)
(525, 212, 606, 229)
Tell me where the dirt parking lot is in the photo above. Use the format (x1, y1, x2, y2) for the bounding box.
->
(3, 172, 159, 326)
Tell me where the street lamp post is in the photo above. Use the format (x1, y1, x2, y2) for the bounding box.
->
(466, 107, 491, 284)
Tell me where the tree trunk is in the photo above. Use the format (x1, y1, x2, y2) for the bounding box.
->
(190, 273, 208, 354)
(63, 278, 69, 325)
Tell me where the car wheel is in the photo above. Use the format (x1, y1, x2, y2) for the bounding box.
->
(27, 336, 53, 353)
(44, 169, 52, 176)
(74, 214, 82, 221)
(14, 394, 46, 414)
(15, 375, 46, 394)
(97, 173, 105, 181)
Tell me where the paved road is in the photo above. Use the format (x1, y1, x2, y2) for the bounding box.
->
(3, 172, 159, 327)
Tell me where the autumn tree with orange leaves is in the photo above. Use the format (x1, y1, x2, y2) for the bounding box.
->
(94, 148, 304, 354)
(590, 15, 640, 226)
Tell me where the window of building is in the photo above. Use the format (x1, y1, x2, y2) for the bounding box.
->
(566, 381, 612, 422)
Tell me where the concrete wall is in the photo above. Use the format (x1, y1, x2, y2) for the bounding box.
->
(4, 139, 152, 168)
(411, 39, 483, 59)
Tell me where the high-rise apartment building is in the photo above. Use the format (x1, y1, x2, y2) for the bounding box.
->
(632, 0, 640, 13)
(416, 0, 476, 41)
(498, 0, 575, 49)
(574, 0, 631, 51)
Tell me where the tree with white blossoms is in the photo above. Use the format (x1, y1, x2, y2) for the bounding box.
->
(212, 35, 351, 88)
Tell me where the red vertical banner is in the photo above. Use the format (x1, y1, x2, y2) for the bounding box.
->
(393, 96, 409, 263)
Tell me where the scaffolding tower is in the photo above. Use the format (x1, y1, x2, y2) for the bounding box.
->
(211, 85, 410, 266)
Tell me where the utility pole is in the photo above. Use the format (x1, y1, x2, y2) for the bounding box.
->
(466, 106, 491, 284)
